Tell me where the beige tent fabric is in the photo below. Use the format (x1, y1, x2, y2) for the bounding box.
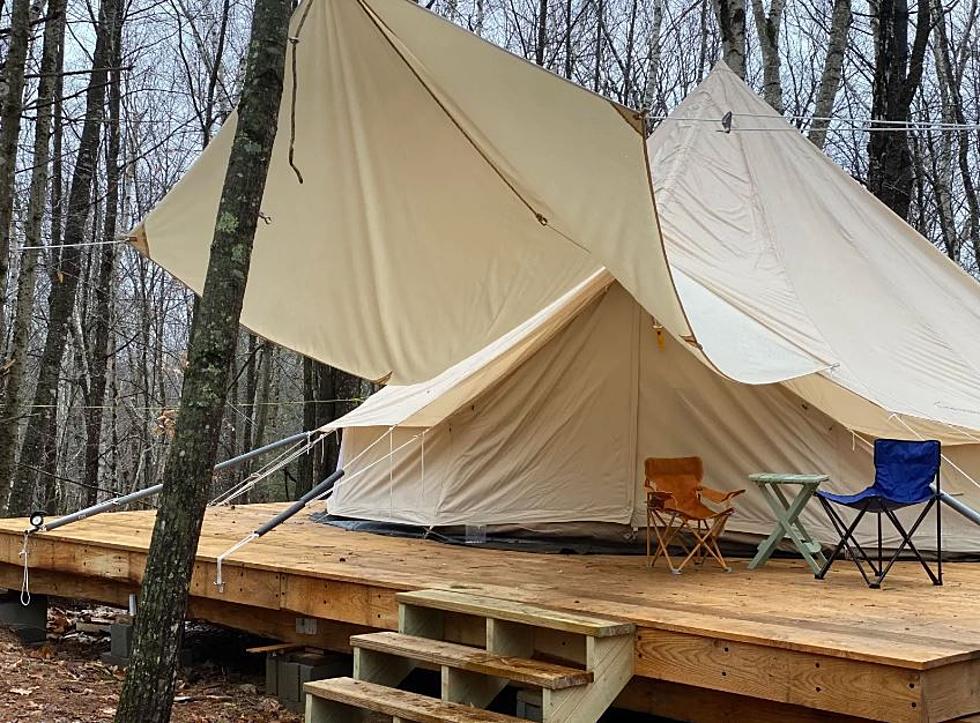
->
(132, 0, 695, 385)
(330, 284, 980, 550)
(649, 62, 980, 435)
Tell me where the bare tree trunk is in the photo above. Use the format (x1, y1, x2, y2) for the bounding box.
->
(7, 0, 123, 516)
(931, 0, 980, 260)
(866, 0, 931, 221)
(297, 354, 316, 496)
(750, 0, 784, 112)
(0, 0, 66, 514)
(0, 0, 35, 344)
(711, 0, 746, 78)
(641, 0, 664, 129)
(83, 3, 124, 505)
(114, 0, 291, 716)
(808, 0, 851, 150)
(535, 0, 547, 66)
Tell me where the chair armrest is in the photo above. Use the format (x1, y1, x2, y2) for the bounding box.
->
(646, 490, 675, 509)
(698, 486, 746, 504)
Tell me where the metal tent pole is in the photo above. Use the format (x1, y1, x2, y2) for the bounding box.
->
(32, 429, 317, 533)
(935, 486, 980, 527)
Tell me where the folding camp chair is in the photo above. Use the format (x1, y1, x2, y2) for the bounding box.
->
(815, 439, 942, 589)
(644, 457, 745, 573)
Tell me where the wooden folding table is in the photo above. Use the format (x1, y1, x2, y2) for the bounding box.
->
(747, 473, 829, 574)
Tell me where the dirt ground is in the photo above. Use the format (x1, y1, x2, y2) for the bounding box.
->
(0, 601, 302, 722)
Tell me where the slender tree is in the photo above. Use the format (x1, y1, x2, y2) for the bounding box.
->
(712, 0, 747, 78)
(7, 0, 124, 516)
(0, 0, 67, 514)
(0, 0, 36, 342)
(866, 0, 931, 220)
(750, 0, 784, 112)
(808, 0, 852, 150)
(114, 0, 292, 716)
(83, 0, 125, 505)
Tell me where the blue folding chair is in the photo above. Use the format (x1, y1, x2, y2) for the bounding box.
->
(815, 439, 942, 589)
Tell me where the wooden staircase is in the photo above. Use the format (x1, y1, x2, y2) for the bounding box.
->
(305, 588, 635, 722)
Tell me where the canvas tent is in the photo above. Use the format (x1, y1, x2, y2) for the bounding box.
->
(319, 66, 980, 551)
(130, 0, 980, 548)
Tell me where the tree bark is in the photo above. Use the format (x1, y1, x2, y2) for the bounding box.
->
(866, 0, 931, 221)
(808, 0, 852, 150)
(7, 0, 121, 516)
(711, 0, 747, 78)
(640, 0, 664, 130)
(0, 0, 36, 344)
(535, 0, 547, 66)
(930, 0, 979, 262)
(83, 1, 124, 505)
(0, 0, 66, 515)
(750, 0, 784, 112)
(113, 0, 292, 717)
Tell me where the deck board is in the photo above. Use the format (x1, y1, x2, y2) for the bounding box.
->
(2, 503, 980, 720)
(2, 503, 978, 668)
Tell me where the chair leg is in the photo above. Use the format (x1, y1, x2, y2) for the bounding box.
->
(817, 499, 876, 587)
(876, 502, 942, 586)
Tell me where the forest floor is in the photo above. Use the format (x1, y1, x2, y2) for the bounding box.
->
(0, 601, 302, 722)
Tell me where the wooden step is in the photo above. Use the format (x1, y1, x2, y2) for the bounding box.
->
(305, 677, 524, 723)
(397, 589, 634, 638)
(351, 631, 593, 689)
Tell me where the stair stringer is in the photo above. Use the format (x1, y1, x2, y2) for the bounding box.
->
(540, 633, 634, 723)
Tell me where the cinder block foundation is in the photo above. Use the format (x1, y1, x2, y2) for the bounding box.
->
(0, 590, 48, 644)
(517, 689, 543, 721)
(267, 650, 352, 713)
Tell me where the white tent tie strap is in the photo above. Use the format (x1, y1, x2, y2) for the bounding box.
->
(213, 467, 345, 591)
(214, 532, 259, 593)
(18, 533, 31, 606)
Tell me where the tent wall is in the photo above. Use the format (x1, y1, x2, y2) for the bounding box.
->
(330, 284, 980, 551)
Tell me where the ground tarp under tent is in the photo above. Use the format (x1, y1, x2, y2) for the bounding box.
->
(130, 0, 980, 550)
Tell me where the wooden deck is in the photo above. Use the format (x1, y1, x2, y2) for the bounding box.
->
(1, 502, 979, 722)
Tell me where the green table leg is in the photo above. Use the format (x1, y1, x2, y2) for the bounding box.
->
(748, 482, 826, 574)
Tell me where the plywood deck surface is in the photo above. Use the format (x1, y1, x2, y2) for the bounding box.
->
(1, 502, 977, 674)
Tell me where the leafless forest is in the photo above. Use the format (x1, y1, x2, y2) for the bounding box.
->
(0, 0, 974, 516)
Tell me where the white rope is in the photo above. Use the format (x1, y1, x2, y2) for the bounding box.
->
(19, 533, 31, 606)
(342, 426, 395, 469)
(17, 239, 128, 251)
(648, 112, 980, 133)
(209, 436, 319, 507)
(214, 532, 259, 593)
(318, 432, 425, 500)
(886, 415, 980, 493)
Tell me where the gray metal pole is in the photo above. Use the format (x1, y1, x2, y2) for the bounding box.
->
(36, 429, 317, 533)
(42, 483, 164, 531)
(214, 430, 313, 471)
(936, 487, 980, 527)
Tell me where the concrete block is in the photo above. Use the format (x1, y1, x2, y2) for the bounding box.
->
(110, 621, 134, 659)
(265, 655, 279, 696)
(278, 659, 302, 703)
(517, 688, 543, 722)
(0, 591, 48, 644)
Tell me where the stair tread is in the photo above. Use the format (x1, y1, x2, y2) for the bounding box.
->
(305, 677, 524, 722)
(397, 589, 634, 637)
(351, 631, 593, 689)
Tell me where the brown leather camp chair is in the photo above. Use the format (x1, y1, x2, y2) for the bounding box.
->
(645, 457, 745, 573)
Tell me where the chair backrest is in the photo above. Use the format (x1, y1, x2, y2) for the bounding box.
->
(645, 456, 703, 483)
(872, 439, 941, 502)
(644, 457, 705, 516)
